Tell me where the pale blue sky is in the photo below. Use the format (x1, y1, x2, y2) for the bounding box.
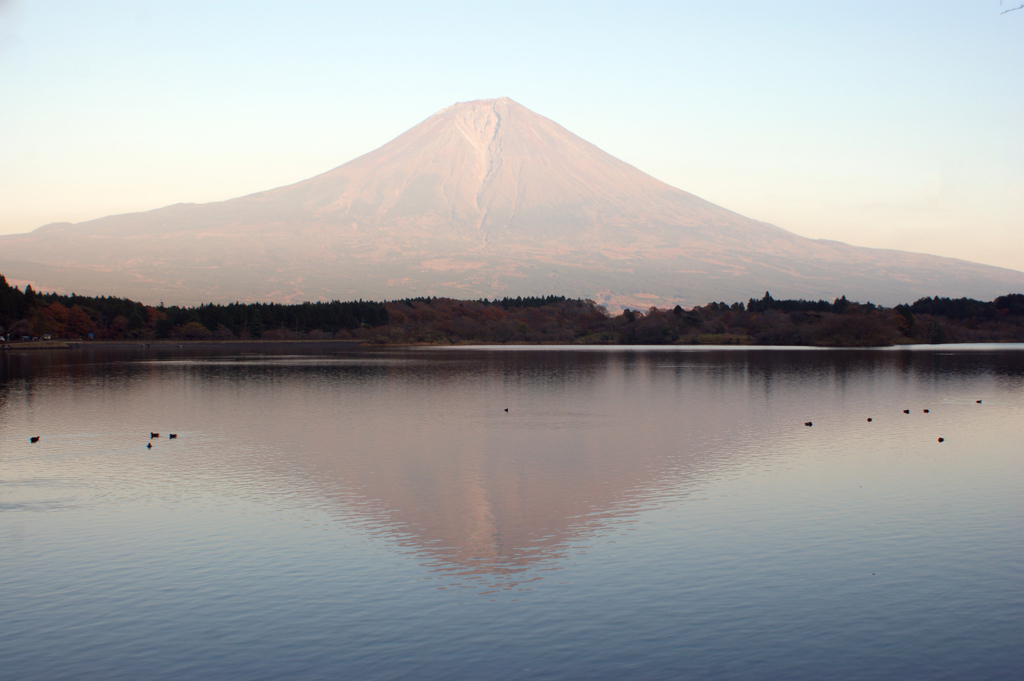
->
(2, 1, 1021, 270)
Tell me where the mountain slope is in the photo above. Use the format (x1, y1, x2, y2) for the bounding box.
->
(1, 97, 1021, 307)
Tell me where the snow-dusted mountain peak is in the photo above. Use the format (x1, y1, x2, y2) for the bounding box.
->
(1, 99, 1020, 306)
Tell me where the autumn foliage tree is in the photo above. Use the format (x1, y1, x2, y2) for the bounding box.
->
(0, 270, 1021, 345)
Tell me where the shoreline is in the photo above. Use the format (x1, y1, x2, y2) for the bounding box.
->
(4, 338, 1024, 352)
(1, 339, 363, 351)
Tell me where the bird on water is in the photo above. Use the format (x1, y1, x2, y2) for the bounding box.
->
(938, 438, 945, 443)
(903, 409, 910, 414)
(147, 443, 152, 449)
(804, 422, 813, 427)
(30, 436, 40, 443)
(923, 409, 929, 413)
(867, 418, 872, 422)
(150, 432, 159, 438)
(169, 434, 177, 439)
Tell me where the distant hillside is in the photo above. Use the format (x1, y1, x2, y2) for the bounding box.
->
(2, 275, 1021, 347)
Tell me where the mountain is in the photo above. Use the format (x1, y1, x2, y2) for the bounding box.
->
(1, 97, 1021, 307)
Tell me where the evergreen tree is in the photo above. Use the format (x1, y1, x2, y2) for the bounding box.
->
(249, 308, 264, 339)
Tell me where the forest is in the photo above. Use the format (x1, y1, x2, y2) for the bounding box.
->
(1, 274, 1022, 346)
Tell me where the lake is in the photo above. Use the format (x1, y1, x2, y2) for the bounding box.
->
(1, 344, 1021, 680)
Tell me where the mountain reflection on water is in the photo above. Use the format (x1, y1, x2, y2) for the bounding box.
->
(2, 344, 1022, 681)
(3, 344, 1022, 586)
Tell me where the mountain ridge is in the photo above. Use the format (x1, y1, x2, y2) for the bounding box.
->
(1, 97, 1021, 307)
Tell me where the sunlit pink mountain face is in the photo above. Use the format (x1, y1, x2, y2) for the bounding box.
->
(2, 97, 1021, 307)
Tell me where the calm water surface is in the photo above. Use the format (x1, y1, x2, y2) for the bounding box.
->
(1, 344, 1022, 680)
